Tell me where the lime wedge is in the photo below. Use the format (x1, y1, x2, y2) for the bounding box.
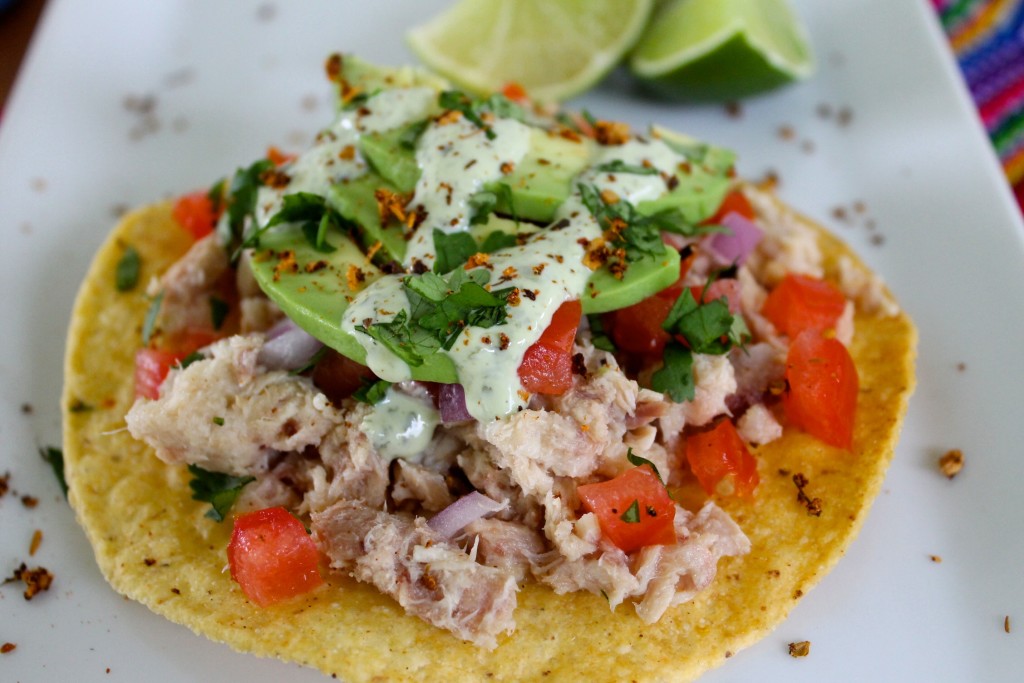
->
(629, 0, 814, 102)
(407, 0, 655, 102)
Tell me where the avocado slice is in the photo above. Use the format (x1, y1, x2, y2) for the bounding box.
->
(247, 224, 458, 383)
(327, 175, 409, 263)
(333, 55, 449, 108)
(359, 123, 424, 193)
(581, 246, 681, 315)
(488, 128, 594, 222)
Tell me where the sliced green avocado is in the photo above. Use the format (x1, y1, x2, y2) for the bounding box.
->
(248, 224, 458, 383)
(328, 175, 409, 263)
(334, 55, 449, 108)
(581, 246, 681, 315)
(359, 123, 423, 193)
(489, 128, 594, 222)
(638, 126, 735, 223)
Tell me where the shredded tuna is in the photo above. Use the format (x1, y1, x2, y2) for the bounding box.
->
(736, 404, 783, 446)
(460, 518, 547, 583)
(147, 234, 230, 336)
(312, 500, 518, 649)
(126, 335, 341, 476)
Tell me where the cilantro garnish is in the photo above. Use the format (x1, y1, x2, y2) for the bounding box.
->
(662, 283, 749, 355)
(141, 292, 163, 346)
(353, 379, 392, 405)
(432, 229, 478, 274)
(398, 119, 429, 150)
(39, 446, 67, 499)
(594, 160, 659, 176)
(241, 192, 344, 256)
(437, 91, 525, 140)
(626, 448, 663, 484)
(176, 351, 205, 369)
(209, 296, 229, 331)
(479, 230, 519, 253)
(620, 500, 641, 524)
(211, 416, 225, 426)
(219, 159, 274, 255)
(187, 464, 254, 522)
(587, 314, 617, 353)
(468, 182, 516, 227)
(579, 183, 709, 265)
(356, 268, 513, 366)
(115, 245, 141, 292)
(650, 343, 696, 403)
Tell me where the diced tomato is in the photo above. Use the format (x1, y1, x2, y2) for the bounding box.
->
(312, 350, 378, 403)
(683, 419, 759, 498)
(518, 300, 582, 395)
(577, 465, 676, 553)
(501, 82, 529, 104)
(266, 145, 297, 166)
(783, 329, 859, 449)
(172, 191, 219, 241)
(227, 507, 323, 607)
(134, 349, 183, 400)
(761, 273, 847, 338)
(605, 294, 674, 355)
(702, 190, 755, 225)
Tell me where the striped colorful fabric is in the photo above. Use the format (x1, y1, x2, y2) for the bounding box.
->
(933, 0, 1024, 211)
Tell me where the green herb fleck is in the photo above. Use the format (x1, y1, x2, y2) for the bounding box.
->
(353, 379, 392, 405)
(438, 91, 524, 140)
(209, 296, 229, 331)
(480, 230, 519, 253)
(432, 229, 478, 274)
(650, 343, 696, 403)
(398, 119, 429, 150)
(141, 292, 164, 346)
(620, 499, 641, 524)
(211, 416, 225, 426)
(115, 245, 141, 292)
(587, 314, 617, 352)
(68, 398, 94, 413)
(242, 192, 344, 256)
(626, 448, 663, 484)
(187, 465, 254, 522)
(39, 446, 67, 499)
(594, 159, 660, 176)
(219, 159, 274, 256)
(662, 285, 747, 355)
(177, 351, 205, 369)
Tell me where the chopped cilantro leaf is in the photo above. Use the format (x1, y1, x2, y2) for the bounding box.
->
(432, 229, 478, 274)
(176, 351, 205, 369)
(620, 499, 641, 524)
(594, 159, 659, 176)
(438, 91, 524, 139)
(209, 296, 229, 331)
(651, 343, 695, 403)
(141, 292, 163, 346)
(39, 446, 67, 499)
(220, 159, 273, 255)
(243, 192, 344, 255)
(357, 268, 513, 364)
(353, 379, 392, 404)
(468, 188, 499, 226)
(115, 245, 141, 292)
(587, 314, 617, 352)
(662, 287, 741, 355)
(398, 119, 429, 150)
(480, 230, 519, 253)
(187, 464, 254, 522)
(211, 416, 225, 426)
(626, 448, 664, 484)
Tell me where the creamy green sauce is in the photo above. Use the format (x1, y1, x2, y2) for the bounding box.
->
(252, 86, 694, 420)
(358, 387, 439, 461)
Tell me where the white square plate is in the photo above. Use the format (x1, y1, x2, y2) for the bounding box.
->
(1, 1, 1022, 680)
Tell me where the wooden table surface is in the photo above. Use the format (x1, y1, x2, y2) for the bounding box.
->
(0, 0, 47, 108)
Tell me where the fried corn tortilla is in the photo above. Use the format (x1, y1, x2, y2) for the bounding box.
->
(63, 194, 916, 682)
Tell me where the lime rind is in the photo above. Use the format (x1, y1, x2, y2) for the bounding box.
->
(407, 0, 655, 102)
(629, 0, 813, 101)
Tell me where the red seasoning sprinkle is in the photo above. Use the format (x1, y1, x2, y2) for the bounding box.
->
(29, 530, 43, 557)
(1, 642, 16, 654)
(788, 641, 811, 657)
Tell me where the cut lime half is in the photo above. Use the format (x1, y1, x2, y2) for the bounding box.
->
(630, 0, 814, 102)
(407, 0, 655, 102)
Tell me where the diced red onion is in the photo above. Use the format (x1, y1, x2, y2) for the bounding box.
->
(258, 318, 323, 371)
(438, 383, 474, 423)
(428, 491, 506, 539)
(706, 211, 764, 266)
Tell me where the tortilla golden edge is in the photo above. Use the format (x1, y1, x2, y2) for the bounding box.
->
(61, 197, 917, 683)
